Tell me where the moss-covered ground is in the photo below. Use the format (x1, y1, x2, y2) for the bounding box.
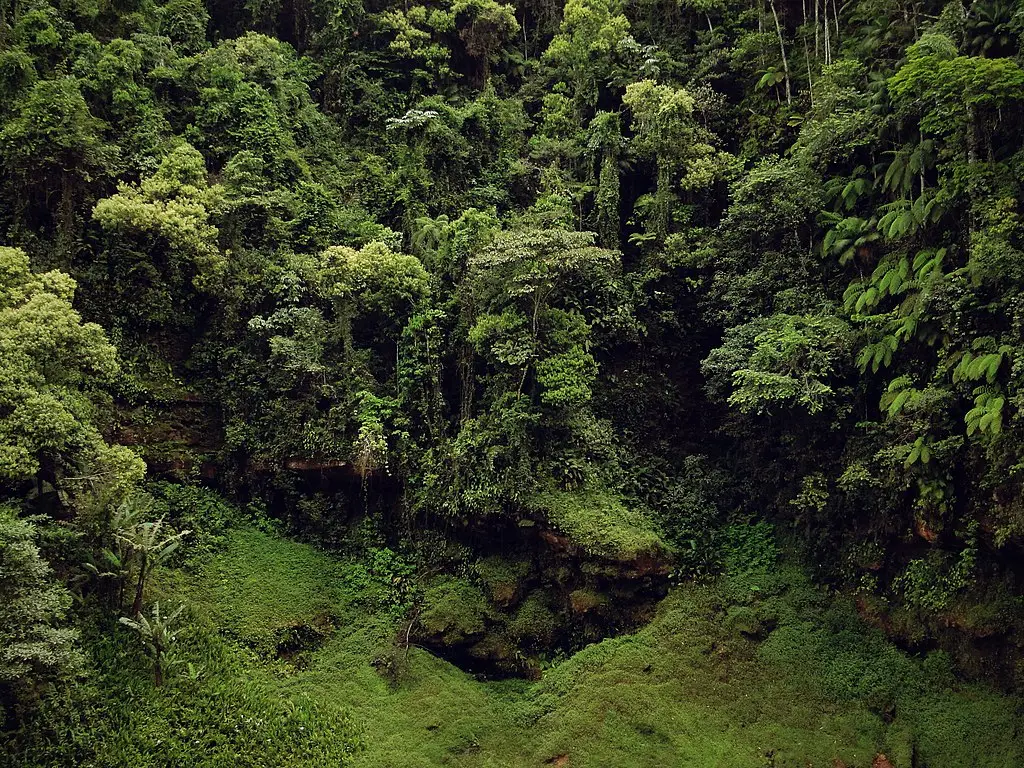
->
(14, 527, 1022, 767)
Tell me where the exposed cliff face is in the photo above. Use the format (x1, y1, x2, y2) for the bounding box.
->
(412, 516, 673, 678)
(111, 397, 222, 478)
(854, 593, 1024, 690)
(112, 392, 676, 675)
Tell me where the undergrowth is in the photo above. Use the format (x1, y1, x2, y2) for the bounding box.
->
(6, 522, 1023, 767)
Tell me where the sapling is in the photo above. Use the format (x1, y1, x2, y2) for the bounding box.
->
(119, 601, 185, 686)
(113, 502, 191, 617)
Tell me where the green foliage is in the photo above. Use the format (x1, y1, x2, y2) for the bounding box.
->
(542, 0, 633, 109)
(118, 601, 186, 686)
(889, 34, 1024, 138)
(622, 79, 730, 239)
(315, 240, 430, 344)
(112, 498, 192, 616)
(508, 591, 558, 647)
(149, 482, 262, 561)
(92, 144, 226, 308)
(0, 76, 112, 220)
(0, 508, 81, 723)
(161, 0, 210, 54)
(894, 536, 978, 613)
(530, 486, 664, 561)
(0, 247, 144, 495)
(419, 226, 631, 528)
(4, 0, 1024, 759)
(12, 503, 1024, 767)
(705, 314, 854, 416)
(345, 546, 417, 620)
(652, 457, 729, 578)
(7, 579, 362, 766)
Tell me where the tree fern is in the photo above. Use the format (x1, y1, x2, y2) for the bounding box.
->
(966, 388, 1005, 437)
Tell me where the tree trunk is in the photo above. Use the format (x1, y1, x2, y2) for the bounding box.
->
(805, 37, 814, 108)
(522, 9, 528, 59)
(459, 343, 474, 424)
(823, 0, 831, 66)
(967, 104, 979, 232)
(769, 0, 792, 104)
(814, 0, 819, 59)
(830, 0, 841, 49)
(132, 553, 148, 617)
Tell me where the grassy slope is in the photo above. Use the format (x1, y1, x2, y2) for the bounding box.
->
(54, 528, 1024, 768)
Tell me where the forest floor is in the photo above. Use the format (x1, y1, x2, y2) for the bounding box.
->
(71, 527, 1024, 768)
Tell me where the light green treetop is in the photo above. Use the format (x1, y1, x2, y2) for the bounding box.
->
(0, 246, 144, 494)
(92, 143, 227, 294)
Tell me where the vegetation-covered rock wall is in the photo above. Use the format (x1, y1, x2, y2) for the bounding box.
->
(3, 0, 1024, 760)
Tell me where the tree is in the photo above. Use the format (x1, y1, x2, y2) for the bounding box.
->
(119, 601, 185, 686)
(313, 240, 431, 356)
(112, 500, 191, 618)
(0, 77, 112, 242)
(0, 507, 81, 726)
(452, 0, 520, 84)
(622, 80, 731, 240)
(703, 313, 855, 416)
(91, 143, 227, 329)
(541, 0, 633, 110)
(419, 228, 628, 515)
(0, 247, 144, 499)
(466, 228, 619, 405)
(160, 0, 211, 54)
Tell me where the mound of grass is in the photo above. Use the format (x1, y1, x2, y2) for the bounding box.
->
(282, 636, 531, 768)
(184, 528, 348, 657)
(521, 589, 885, 768)
(187, 529, 1024, 767)
(904, 691, 1024, 767)
(4, 607, 361, 768)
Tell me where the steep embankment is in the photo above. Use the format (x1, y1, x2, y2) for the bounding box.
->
(19, 525, 1018, 768)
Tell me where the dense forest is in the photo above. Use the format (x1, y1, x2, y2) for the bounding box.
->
(2, 0, 1024, 763)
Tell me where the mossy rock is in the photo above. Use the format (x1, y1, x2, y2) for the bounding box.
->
(530, 486, 668, 563)
(509, 591, 560, 648)
(569, 588, 608, 615)
(468, 632, 525, 675)
(418, 578, 491, 646)
(475, 556, 532, 607)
